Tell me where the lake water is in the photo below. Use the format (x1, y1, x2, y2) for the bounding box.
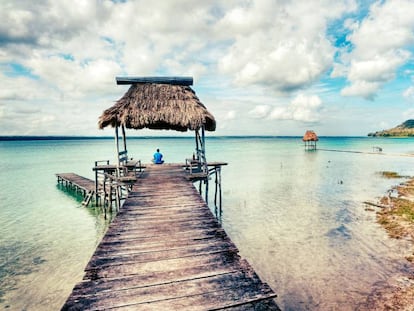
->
(1, 136, 414, 310)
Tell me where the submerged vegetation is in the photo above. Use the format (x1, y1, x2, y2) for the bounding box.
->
(376, 176, 414, 243)
(378, 171, 404, 178)
(363, 176, 414, 310)
(377, 197, 414, 239)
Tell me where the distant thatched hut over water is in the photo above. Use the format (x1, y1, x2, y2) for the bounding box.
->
(303, 130, 318, 150)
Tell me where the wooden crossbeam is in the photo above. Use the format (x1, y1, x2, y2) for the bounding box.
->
(116, 76, 193, 86)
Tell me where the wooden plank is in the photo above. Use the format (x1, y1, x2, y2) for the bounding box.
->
(96, 235, 232, 255)
(116, 204, 212, 216)
(102, 221, 222, 238)
(96, 233, 231, 252)
(102, 228, 226, 245)
(68, 271, 239, 301)
(71, 259, 266, 297)
(87, 240, 237, 268)
(121, 197, 205, 208)
(63, 270, 276, 311)
(86, 246, 239, 271)
(84, 251, 241, 280)
(113, 211, 216, 223)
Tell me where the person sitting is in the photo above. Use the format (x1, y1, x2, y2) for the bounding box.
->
(152, 148, 164, 164)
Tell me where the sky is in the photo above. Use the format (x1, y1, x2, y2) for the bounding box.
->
(1, 0, 414, 137)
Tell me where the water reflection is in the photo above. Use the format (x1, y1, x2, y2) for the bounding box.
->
(220, 143, 414, 310)
(0, 242, 46, 304)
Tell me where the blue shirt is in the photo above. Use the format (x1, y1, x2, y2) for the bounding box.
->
(153, 151, 163, 164)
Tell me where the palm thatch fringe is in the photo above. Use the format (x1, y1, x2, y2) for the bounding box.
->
(98, 83, 216, 132)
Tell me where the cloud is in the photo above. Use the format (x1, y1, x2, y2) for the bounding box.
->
(218, 0, 356, 92)
(0, 1, 224, 97)
(341, 80, 381, 100)
(269, 94, 323, 122)
(221, 110, 236, 121)
(1, 0, 412, 136)
(0, 72, 51, 101)
(0, 0, 358, 100)
(0, 0, 122, 100)
(249, 105, 271, 119)
(335, 0, 414, 99)
(403, 108, 414, 120)
(403, 86, 414, 101)
(27, 56, 122, 97)
(0, 0, 111, 47)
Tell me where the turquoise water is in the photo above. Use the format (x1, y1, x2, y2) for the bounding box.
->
(1, 136, 414, 310)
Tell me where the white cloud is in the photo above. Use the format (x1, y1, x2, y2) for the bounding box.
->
(249, 105, 271, 119)
(0, 72, 52, 101)
(221, 110, 236, 121)
(403, 86, 414, 101)
(335, 0, 414, 99)
(0, 0, 358, 99)
(341, 80, 380, 99)
(26, 55, 121, 98)
(218, 0, 356, 92)
(269, 94, 323, 122)
(403, 108, 414, 120)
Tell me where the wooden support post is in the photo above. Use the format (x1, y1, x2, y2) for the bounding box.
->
(108, 183, 113, 212)
(201, 126, 208, 174)
(201, 126, 205, 154)
(103, 176, 108, 219)
(121, 125, 127, 155)
(218, 167, 222, 219)
(94, 161, 99, 204)
(115, 183, 120, 212)
(115, 126, 120, 177)
(205, 177, 209, 204)
(195, 130, 199, 159)
(214, 168, 218, 209)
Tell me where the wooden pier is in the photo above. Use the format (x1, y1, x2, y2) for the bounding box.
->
(56, 173, 96, 206)
(62, 164, 279, 310)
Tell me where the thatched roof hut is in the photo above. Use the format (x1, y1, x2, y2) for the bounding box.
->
(99, 76, 216, 167)
(98, 82, 216, 132)
(302, 130, 319, 142)
(302, 130, 318, 150)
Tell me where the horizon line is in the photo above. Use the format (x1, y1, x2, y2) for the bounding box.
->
(0, 134, 383, 141)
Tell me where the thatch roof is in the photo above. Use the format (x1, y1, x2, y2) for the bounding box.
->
(302, 130, 319, 141)
(98, 83, 216, 132)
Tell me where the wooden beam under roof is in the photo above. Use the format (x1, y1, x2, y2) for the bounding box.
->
(116, 76, 193, 86)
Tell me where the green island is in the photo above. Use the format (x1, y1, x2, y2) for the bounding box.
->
(368, 120, 414, 137)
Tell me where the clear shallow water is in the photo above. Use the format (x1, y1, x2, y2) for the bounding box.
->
(1, 136, 414, 310)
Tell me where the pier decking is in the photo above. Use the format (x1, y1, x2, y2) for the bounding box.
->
(56, 173, 95, 192)
(62, 164, 279, 310)
(56, 173, 96, 205)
